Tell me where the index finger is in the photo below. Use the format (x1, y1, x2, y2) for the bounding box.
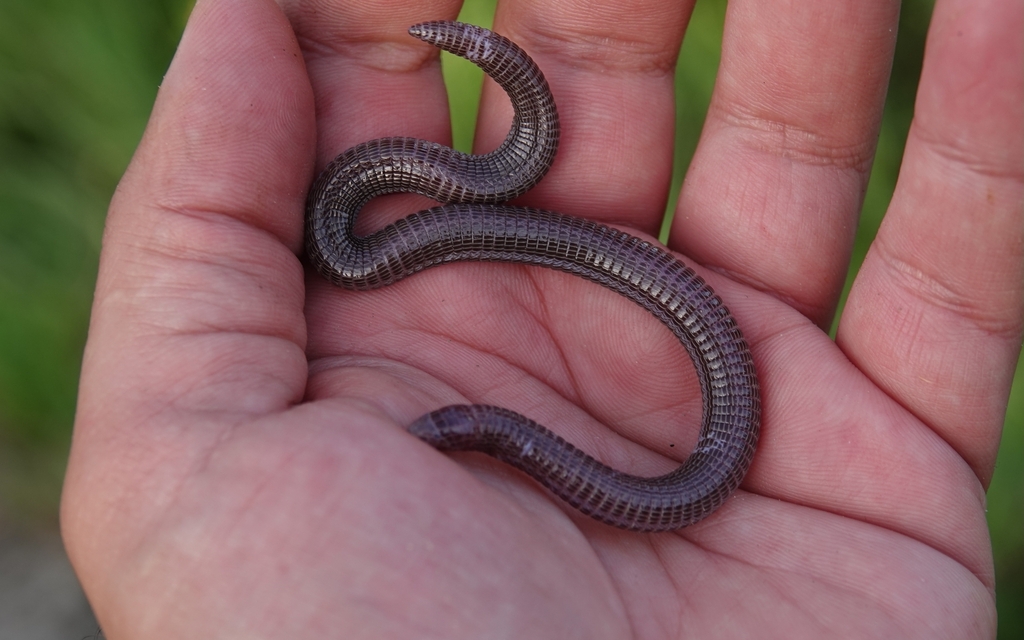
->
(279, 0, 464, 166)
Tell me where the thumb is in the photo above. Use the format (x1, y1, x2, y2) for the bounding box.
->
(65, 0, 314, 566)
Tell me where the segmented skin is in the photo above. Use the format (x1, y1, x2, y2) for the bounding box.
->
(306, 21, 760, 531)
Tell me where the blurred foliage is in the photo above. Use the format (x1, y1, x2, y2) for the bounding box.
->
(994, 351, 1024, 637)
(0, 0, 1019, 634)
(0, 0, 192, 523)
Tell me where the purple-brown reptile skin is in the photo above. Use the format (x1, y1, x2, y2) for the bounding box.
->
(305, 21, 760, 531)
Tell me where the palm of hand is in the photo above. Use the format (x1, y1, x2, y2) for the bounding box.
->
(62, 0, 1021, 638)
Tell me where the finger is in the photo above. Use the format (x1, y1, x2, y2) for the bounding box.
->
(75, 0, 314, 424)
(837, 0, 1023, 483)
(279, 0, 464, 165)
(65, 0, 314, 596)
(674, 0, 900, 327)
(280, 0, 472, 364)
(475, 0, 692, 235)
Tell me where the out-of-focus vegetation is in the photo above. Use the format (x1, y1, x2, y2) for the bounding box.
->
(0, 0, 1019, 635)
(0, 0, 192, 522)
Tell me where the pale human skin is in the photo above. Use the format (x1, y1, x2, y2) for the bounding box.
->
(61, 0, 1022, 637)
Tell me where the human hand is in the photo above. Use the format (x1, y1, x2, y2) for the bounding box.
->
(62, 0, 1022, 638)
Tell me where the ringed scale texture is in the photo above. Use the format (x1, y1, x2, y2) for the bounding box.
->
(306, 21, 760, 531)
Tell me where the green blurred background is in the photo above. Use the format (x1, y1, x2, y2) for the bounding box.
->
(0, 0, 1020, 635)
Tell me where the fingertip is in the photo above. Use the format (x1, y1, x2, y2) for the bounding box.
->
(119, 0, 316, 251)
